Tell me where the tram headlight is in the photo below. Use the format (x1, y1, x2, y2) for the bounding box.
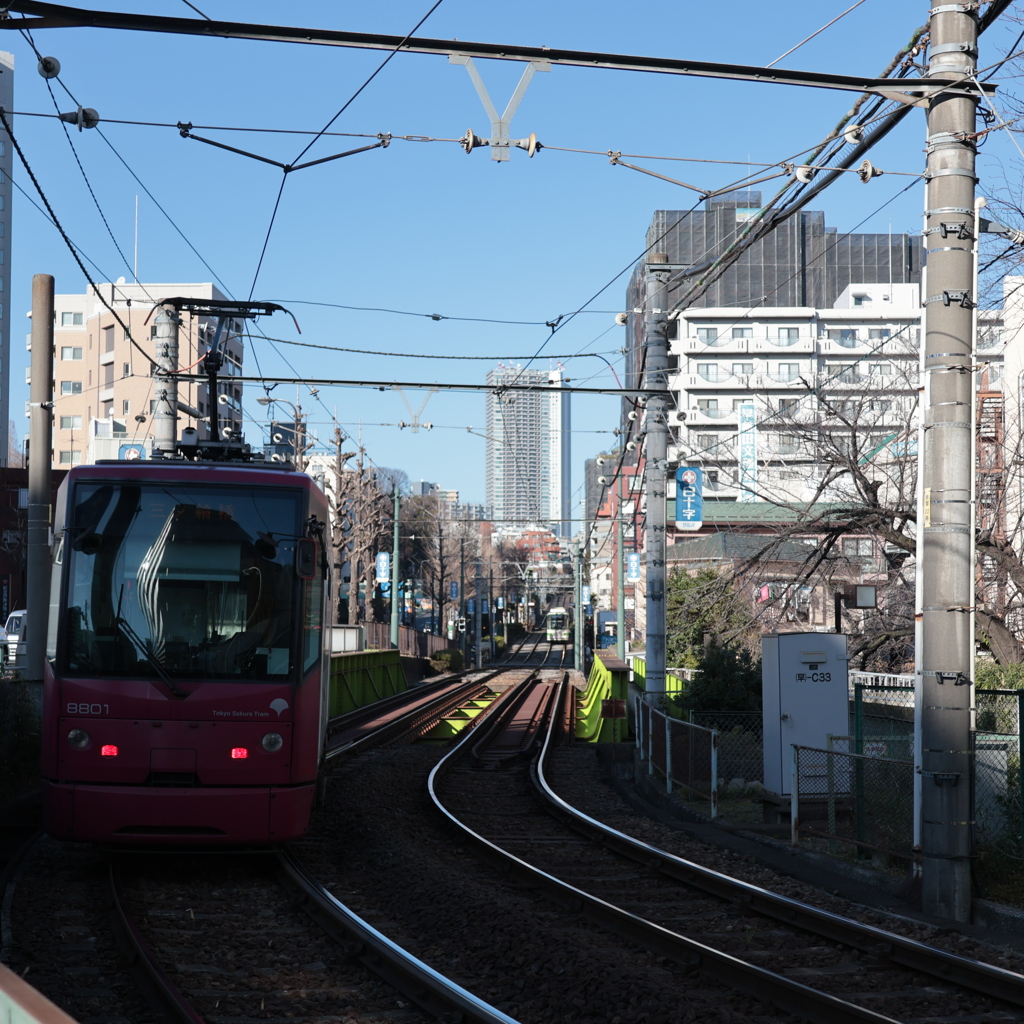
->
(67, 728, 90, 749)
(262, 732, 284, 753)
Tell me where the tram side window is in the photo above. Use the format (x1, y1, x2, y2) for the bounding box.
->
(303, 572, 323, 673)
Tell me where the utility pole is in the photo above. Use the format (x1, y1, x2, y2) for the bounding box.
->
(25, 274, 54, 682)
(151, 302, 179, 457)
(390, 488, 400, 649)
(644, 253, 670, 697)
(916, 1, 979, 923)
(474, 561, 483, 668)
(459, 536, 466, 661)
(489, 566, 496, 661)
(573, 540, 583, 671)
(617, 474, 626, 660)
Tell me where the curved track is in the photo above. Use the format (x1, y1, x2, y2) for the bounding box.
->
(429, 678, 1024, 1024)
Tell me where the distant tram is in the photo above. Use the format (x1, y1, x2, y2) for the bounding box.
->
(545, 606, 571, 643)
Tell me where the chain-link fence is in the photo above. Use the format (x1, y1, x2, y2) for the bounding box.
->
(792, 744, 915, 860)
(852, 682, 915, 763)
(637, 696, 718, 816)
(0, 679, 41, 801)
(974, 689, 1023, 866)
(690, 712, 763, 799)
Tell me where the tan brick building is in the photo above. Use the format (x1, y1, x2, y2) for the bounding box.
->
(40, 281, 244, 467)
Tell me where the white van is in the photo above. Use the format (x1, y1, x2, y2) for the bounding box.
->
(5, 610, 25, 662)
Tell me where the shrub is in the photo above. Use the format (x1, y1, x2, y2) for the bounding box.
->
(429, 648, 464, 674)
(674, 640, 762, 715)
(976, 661, 1024, 690)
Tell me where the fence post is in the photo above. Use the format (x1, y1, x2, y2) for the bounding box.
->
(790, 744, 799, 846)
(665, 714, 673, 794)
(636, 695, 643, 758)
(826, 734, 838, 856)
(710, 730, 719, 819)
(648, 702, 655, 776)
(1019, 691, 1024, 850)
(853, 683, 867, 858)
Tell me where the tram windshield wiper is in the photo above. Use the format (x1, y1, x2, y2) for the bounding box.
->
(114, 586, 189, 700)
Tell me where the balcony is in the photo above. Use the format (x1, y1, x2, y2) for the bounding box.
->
(685, 336, 749, 354)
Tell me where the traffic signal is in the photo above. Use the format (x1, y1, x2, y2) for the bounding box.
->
(458, 617, 467, 633)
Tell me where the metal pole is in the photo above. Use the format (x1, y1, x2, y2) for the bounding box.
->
(917, 0, 978, 922)
(151, 302, 179, 457)
(573, 540, 582, 671)
(390, 489, 400, 650)
(488, 567, 496, 661)
(459, 537, 466, 661)
(644, 253, 670, 698)
(25, 274, 54, 681)
(474, 561, 483, 668)
(616, 475, 626, 659)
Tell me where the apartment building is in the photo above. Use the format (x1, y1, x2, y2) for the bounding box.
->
(43, 281, 244, 466)
(669, 282, 1004, 505)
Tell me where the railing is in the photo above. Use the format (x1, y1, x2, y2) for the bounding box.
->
(791, 744, 914, 860)
(363, 622, 456, 657)
(637, 696, 718, 816)
(328, 649, 406, 716)
(576, 651, 629, 743)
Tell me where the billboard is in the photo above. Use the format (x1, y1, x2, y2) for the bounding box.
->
(674, 466, 703, 531)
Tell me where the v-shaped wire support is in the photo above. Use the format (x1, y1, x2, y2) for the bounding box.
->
(450, 54, 550, 161)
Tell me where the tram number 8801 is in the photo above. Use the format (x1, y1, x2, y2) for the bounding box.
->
(67, 703, 110, 715)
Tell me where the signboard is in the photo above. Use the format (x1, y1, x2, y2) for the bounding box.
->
(674, 466, 703, 531)
(737, 401, 758, 501)
(497, 596, 505, 609)
(449, 580, 459, 600)
(467, 598, 474, 614)
(626, 552, 641, 582)
(375, 552, 390, 583)
(119, 443, 145, 460)
(601, 698, 627, 719)
(482, 599, 488, 614)
(582, 585, 591, 605)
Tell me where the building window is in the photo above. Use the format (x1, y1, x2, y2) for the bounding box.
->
(123, 362, 131, 377)
(869, 328, 891, 340)
(149, 400, 157, 414)
(696, 327, 719, 343)
(122, 399, 130, 415)
(779, 398, 798, 415)
(842, 537, 874, 557)
(697, 399, 719, 413)
(829, 328, 858, 348)
(60, 346, 83, 360)
(695, 433, 718, 452)
(732, 362, 753, 376)
(58, 450, 82, 465)
(778, 327, 799, 341)
(59, 415, 82, 430)
(867, 399, 891, 413)
(732, 327, 752, 339)
(777, 434, 799, 454)
(60, 380, 83, 395)
(696, 362, 718, 380)
(706, 471, 719, 484)
(775, 362, 800, 382)
(666, 319, 679, 340)
(868, 362, 893, 376)
(61, 312, 84, 327)
(150, 325, 159, 340)
(853, 294, 869, 306)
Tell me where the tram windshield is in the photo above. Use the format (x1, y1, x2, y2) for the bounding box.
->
(58, 482, 304, 682)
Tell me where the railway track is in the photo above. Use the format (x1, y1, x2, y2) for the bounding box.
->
(2, 675, 528, 1024)
(430, 677, 1024, 1024)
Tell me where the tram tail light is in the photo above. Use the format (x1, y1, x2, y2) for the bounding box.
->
(100, 744, 118, 757)
(231, 747, 249, 759)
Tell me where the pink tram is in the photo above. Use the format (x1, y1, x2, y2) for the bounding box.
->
(41, 459, 330, 845)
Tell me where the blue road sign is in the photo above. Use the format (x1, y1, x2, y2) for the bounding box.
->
(626, 552, 641, 582)
(375, 552, 390, 582)
(675, 466, 704, 531)
(449, 580, 459, 600)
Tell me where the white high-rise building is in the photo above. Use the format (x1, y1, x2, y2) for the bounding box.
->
(485, 365, 571, 536)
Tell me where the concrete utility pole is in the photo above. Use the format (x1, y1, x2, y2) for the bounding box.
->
(573, 539, 584, 671)
(390, 489, 400, 649)
(151, 302, 179, 456)
(460, 536, 466, 661)
(616, 474, 626, 660)
(916, 1, 979, 922)
(643, 253, 670, 697)
(474, 561, 483, 668)
(25, 274, 54, 682)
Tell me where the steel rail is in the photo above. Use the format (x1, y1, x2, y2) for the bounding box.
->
(107, 861, 206, 1024)
(427, 680, 896, 1024)
(532, 708, 1024, 1012)
(1, 1, 992, 103)
(277, 850, 520, 1024)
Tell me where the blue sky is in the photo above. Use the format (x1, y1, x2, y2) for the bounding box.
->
(4, 1, 1022, 516)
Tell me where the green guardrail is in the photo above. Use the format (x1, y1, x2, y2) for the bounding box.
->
(329, 649, 406, 716)
(628, 655, 690, 717)
(576, 652, 630, 743)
